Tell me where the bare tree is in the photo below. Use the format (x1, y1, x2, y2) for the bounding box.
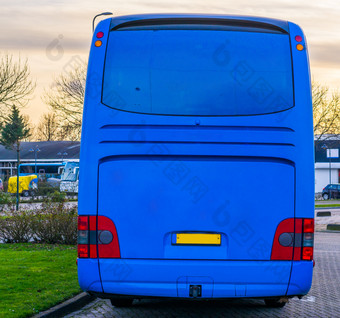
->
(43, 63, 86, 140)
(313, 82, 340, 141)
(35, 112, 61, 141)
(0, 54, 35, 118)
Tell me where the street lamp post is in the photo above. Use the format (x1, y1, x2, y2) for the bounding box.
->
(29, 146, 41, 174)
(57, 151, 68, 163)
(321, 144, 331, 199)
(321, 144, 331, 184)
(322, 144, 340, 199)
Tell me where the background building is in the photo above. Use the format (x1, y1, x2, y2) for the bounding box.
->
(315, 137, 340, 193)
(1, 139, 339, 194)
(0, 141, 80, 181)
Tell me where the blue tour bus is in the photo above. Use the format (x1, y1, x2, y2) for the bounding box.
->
(78, 14, 314, 308)
(19, 163, 65, 179)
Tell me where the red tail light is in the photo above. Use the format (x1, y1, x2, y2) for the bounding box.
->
(77, 215, 120, 259)
(98, 216, 120, 258)
(271, 218, 294, 260)
(302, 219, 314, 260)
(271, 218, 314, 261)
(78, 244, 89, 258)
(303, 219, 314, 233)
(302, 247, 313, 260)
(293, 219, 302, 261)
(78, 216, 88, 231)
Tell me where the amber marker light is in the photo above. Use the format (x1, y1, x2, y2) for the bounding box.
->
(95, 40, 102, 47)
(296, 44, 304, 51)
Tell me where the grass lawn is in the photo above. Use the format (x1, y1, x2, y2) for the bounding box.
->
(315, 204, 340, 208)
(0, 244, 80, 318)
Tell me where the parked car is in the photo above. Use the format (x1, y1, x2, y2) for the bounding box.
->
(322, 184, 340, 200)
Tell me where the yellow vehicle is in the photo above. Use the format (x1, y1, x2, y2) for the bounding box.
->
(8, 174, 38, 197)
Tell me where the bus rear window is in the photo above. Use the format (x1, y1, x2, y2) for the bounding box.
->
(102, 29, 293, 116)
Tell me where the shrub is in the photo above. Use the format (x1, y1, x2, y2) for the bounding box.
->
(3, 180, 8, 192)
(33, 181, 57, 197)
(31, 201, 77, 244)
(46, 191, 67, 203)
(0, 200, 77, 245)
(0, 191, 15, 213)
(0, 209, 33, 243)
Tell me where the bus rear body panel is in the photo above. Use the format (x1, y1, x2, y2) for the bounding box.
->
(78, 14, 314, 300)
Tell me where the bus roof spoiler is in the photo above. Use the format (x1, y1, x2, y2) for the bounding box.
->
(93, 12, 113, 32)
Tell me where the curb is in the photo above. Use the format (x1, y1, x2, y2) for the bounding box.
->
(327, 224, 340, 231)
(316, 211, 332, 217)
(33, 292, 96, 318)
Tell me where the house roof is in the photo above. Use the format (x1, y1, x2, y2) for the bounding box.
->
(0, 141, 80, 161)
(315, 139, 340, 163)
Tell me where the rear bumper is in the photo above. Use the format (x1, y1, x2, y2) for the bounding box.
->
(78, 259, 313, 298)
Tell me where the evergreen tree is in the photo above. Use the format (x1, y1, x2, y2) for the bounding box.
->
(0, 105, 31, 209)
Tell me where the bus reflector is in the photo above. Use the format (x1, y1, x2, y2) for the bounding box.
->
(96, 31, 104, 38)
(77, 215, 120, 258)
(295, 35, 302, 42)
(296, 44, 304, 51)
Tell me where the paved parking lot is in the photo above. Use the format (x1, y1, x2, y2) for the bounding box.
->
(66, 232, 340, 318)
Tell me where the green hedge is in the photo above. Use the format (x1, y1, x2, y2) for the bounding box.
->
(0, 199, 77, 245)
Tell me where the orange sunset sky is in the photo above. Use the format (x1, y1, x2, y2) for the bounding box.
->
(1, 0, 339, 124)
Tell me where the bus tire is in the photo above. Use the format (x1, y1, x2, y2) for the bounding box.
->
(264, 298, 286, 308)
(322, 193, 329, 200)
(110, 298, 134, 307)
(22, 190, 29, 197)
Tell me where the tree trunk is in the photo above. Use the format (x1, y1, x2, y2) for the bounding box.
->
(16, 142, 20, 211)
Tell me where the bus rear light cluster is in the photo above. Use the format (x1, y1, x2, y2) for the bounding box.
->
(295, 35, 304, 51)
(302, 219, 314, 260)
(94, 31, 104, 47)
(271, 218, 314, 261)
(77, 215, 120, 258)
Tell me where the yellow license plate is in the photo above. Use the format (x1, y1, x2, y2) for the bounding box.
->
(175, 233, 221, 245)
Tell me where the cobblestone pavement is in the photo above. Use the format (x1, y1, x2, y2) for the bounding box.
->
(65, 232, 340, 318)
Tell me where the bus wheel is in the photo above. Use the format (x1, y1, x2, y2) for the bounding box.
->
(322, 193, 329, 200)
(264, 298, 286, 308)
(110, 298, 134, 307)
(22, 190, 29, 197)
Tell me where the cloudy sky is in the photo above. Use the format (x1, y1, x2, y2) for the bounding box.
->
(1, 0, 339, 123)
